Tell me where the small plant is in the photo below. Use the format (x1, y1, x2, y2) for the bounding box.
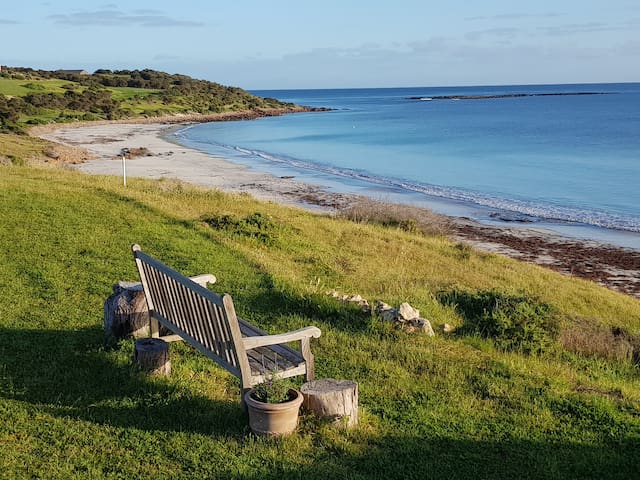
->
(250, 372, 295, 404)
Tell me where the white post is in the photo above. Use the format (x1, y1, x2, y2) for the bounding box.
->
(120, 148, 129, 187)
(122, 154, 127, 186)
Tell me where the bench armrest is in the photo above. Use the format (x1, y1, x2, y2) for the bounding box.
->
(189, 274, 217, 286)
(242, 326, 321, 350)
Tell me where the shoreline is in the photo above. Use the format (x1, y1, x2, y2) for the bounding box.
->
(34, 121, 640, 299)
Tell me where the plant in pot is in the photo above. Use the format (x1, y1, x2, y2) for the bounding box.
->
(244, 372, 304, 436)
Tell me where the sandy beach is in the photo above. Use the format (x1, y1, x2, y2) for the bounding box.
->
(35, 121, 346, 211)
(36, 121, 640, 299)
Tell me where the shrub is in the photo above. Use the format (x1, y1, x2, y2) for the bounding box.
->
(338, 198, 450, 236)
(440, 290, 558, 354)
(560, 320, 636, 363)
(22, 82, 45, 91)
(202, 212, 280, 245)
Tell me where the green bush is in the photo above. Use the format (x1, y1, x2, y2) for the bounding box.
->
(202, 212, 280, 245)
(440, 290, 558, 354)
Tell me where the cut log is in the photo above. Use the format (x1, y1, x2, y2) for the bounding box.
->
(104, 281, 150, 341)
(301, 379, 358, 428)
(133, 338, 171, 376)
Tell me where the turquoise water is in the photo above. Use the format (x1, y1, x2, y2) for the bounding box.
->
(172, 84, 640, 248)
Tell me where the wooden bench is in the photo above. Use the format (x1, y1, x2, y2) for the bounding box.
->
(131, 244, 321, 399)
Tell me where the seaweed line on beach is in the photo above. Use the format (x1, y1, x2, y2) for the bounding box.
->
(451, 221, 640, 299)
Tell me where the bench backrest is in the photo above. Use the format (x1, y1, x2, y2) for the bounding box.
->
(132, 244, 249, 380)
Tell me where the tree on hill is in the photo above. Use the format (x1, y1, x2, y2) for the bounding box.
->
(0, 96, 25, 131)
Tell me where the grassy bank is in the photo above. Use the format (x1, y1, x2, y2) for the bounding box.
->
(1, 165, 639, 479)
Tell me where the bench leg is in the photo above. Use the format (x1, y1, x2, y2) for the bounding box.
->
(301, 338, 315, 381)
(241, 387, 251, 414)
(150, 317, 160, 338)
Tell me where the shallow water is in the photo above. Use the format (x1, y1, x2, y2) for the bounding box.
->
(172, 84, 640, 249)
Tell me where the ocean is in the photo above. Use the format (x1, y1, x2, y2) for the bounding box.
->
(171, 84, 640, 249)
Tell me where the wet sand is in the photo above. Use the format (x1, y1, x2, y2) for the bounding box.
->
(35, 121, 640, 299)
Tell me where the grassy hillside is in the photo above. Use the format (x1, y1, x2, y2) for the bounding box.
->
(1, 165, 639, 479)
(0, 77, 74, 96)
(0, 67, 295, 131)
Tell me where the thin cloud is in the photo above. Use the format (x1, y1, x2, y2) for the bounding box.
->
(539, 21, 634, 36)
(407, 37, 450, 55)
(466, 12, 560, 21)
(496, 13, 560, 20)
(48, 9, 204, 28)
(465, 28, 521, 42)
(0, 18, 18, 24)
(133, 9, 163, 15)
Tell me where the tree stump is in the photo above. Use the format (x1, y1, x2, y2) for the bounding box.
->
(104, 281, 150, 341)
(301, 379, 358, 428)
(133, 338, 171, 376)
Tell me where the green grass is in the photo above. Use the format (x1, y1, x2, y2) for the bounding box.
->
(0, 78, 75, 96)
(1, 165, 639, 479)
(0, 133, 50, 164)
(119, 101, 184, 116)
(107, 86, 162, 101)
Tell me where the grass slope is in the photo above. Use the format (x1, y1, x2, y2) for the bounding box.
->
(0, 133, 51, 165)
(0, 78, 73, 96)
(1, 165, 639, 479)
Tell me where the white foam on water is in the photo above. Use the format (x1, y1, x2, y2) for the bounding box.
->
(172, 130, 640, 234)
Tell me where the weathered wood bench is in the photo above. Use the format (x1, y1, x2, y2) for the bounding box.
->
(131, 244, 321, 399)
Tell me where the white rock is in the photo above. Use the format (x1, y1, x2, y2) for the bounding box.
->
(398, 302, 420, 321)
(412, 318, 435, 336)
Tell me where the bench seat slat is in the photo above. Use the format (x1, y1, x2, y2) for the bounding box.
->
(239, 319, 304, 365)
(246, 346, 300, 373)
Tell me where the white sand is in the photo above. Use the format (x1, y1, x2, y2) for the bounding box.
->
(37, 122, 345, 211)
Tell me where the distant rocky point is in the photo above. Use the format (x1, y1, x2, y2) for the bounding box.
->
(407, 92, 611, 101)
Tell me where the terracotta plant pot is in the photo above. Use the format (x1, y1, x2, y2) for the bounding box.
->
(245, 388, 304, 436)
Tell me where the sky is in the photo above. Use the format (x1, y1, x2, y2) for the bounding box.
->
(2, 1, 639, 89)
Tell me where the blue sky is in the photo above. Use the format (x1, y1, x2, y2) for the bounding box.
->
(2, 1, 639, 89)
